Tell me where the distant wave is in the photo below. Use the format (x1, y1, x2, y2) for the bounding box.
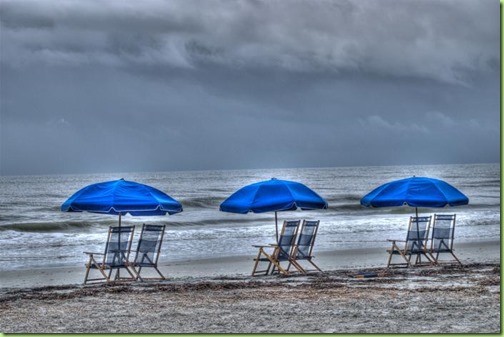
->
(461, 218, 501, 228)
(0, 217, 265, 233)
(180, 196, 224, 208)
(0, 221, 107, 232)
(327, 203, 366, 212)
(461, 179, 501, 188)
(326, 194, 363, 203)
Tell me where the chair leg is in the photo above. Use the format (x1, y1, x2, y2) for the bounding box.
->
(131, 265, 166, 282)
(123, 266, 136, 280)
(84, 267, 110, 284)
(286, 259, 309, 273)
(451, 251, 463, 265)
(269, 263, 277, 275)
(307, 259, 322, 272)
(427, 251, 437, 265)
(406, 253, 413, 265)
(290, 260, 307, 274)
(386, 250, 394, 268)
(269, 259, 289, 275)
(128, 265, 139, 281)
(135, 266, 143, 281)
(154, 266, 166, 280)
(434, 250, 462, 266)
(84, 255, 111, 284)
(251, 250, 263, 276)
(84, 264, 92, 284)
(387, 241, 411, 268)
(423, 251, 435, 264)
(252, 248, 272, 276)
(262, 249, 289, 276)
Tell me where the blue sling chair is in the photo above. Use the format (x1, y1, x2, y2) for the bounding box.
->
(387, 216, 434, 268)
(289, 220, 322, 274)
(251, 220, 301, 276)
(84, 226, 136, 284)
(428, 214, 462, 265)
(128, 224, 167, 281)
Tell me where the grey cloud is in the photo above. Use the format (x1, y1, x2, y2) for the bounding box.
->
(0, 0, 499, 175)
(1, 0, 498, 84)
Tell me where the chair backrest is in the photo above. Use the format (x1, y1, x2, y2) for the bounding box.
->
(405, 216, 432, 253)
(294, 220, 320, 259)
(133, 224, 166, 266)
(103, 226, 135, 267)
(276, 220, 301, 260)
(430, 214, 456, 252)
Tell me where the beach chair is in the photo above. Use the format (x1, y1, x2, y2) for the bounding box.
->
(386, 216, 434, 268)
(289, 220, 322, 274)
(251, 220, 301, 276)
(428, 214, 462, 265)
(83, 226, 136, 284)
(128, 224, 167, 281)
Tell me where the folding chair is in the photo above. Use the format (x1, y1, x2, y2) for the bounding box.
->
(289, 220, 322, 274)
(83, 226, 136, 284)
(251, 220, 301, 276)
(386, 216, 434, 268)
(428, 214, 462, 265)
(128, 224, 167, 281)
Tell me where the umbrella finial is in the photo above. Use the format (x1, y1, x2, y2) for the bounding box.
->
(271, 177, 277, 180)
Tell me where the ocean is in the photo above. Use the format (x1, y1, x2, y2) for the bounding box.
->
(0, 163, 500, 272)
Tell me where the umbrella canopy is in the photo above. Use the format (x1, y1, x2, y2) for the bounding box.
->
(61, 179, 183, 225)
(220, 178, 328, 241)
(360, 176, 469, 241)
(360, 176, 469, 209)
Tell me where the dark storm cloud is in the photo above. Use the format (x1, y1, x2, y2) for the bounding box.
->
(0, 0, 499, 175)
(1, 0, 498, 81)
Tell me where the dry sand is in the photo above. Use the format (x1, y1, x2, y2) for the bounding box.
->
(0, 263, 500, 333)
(0, 240, 500, 333)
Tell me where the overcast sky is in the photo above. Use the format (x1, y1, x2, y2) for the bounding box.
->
(0, 0, 499, 175)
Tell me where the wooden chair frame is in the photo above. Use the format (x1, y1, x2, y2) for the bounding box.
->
(84, 226, 136, 284)
(387, 216, 434, 268)
(289, 220, 322, 274)
(428, 214, 462, 265)
(251, 220, 302, 276)
(128, 224, 167, 281)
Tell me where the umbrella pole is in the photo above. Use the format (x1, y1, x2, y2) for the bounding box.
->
(415, 207, 421, 263)
(415, 207, 420, 238)
(118, 213, 121, 280)
(275, 211, 279, 243)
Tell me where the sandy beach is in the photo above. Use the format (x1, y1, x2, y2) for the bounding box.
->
(0, 240, 500, 333)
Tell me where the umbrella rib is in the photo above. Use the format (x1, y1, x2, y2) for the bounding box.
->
(284, 184, 298, 210)
(433, 181, 452, 205)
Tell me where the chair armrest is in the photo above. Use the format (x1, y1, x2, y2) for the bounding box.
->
(252, 245, 269, 248)
(387, 239, 406, 242)
(83, 251, 104, 255)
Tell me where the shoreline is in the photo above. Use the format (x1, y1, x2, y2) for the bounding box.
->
(1, 239, 500, 289)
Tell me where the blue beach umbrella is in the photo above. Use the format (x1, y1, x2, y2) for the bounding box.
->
(360, 176, 469, 233)
(220, 178, 328, 241)
(61, 178, 183, 226)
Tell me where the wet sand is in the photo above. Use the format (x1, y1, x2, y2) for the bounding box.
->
(1, 240, 499, 288)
